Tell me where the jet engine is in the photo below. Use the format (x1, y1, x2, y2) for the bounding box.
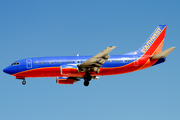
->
(56, 77, 78, 84)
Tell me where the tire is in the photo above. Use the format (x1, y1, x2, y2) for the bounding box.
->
(22, 81, 26, 85)
(84, 81, 89, 86)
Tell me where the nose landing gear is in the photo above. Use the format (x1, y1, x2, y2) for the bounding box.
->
(22, 79, 26, 85)
(16, 77, 26, 85)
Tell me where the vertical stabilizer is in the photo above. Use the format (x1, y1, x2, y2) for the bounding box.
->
(139, 25, 167, 56)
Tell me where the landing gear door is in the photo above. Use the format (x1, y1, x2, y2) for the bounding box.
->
(26, 59, 32, 69)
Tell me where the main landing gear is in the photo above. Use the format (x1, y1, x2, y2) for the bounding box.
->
(84, 81, 89, 86)
(83, 72, 92, 87)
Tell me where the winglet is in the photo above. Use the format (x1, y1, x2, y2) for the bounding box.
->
(150, 47, 176, 59)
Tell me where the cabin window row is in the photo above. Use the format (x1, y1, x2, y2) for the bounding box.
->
(33, 59, 130, 65)
(107, 60, 130, 62)
(33, 61, 84, 64)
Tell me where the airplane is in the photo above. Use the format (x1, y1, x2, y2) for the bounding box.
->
(3, 25, 176, 86)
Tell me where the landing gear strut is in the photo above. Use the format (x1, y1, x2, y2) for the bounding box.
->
(83, 72, 92, 86)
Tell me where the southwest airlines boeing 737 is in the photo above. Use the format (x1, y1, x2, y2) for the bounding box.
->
(3, 25, 175, 86)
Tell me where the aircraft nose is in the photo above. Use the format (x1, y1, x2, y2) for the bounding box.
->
(3, 67, 10, 74)
(3, 66, 19, 75)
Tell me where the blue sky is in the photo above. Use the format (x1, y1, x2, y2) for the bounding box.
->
(0, 0, 180, 120)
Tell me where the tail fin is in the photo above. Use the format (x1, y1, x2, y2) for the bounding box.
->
(139, 25, 167, 56)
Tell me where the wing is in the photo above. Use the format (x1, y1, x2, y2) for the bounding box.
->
(78, 46, 116, 72)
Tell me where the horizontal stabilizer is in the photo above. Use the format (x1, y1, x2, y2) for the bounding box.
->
(150, 47, 176, 59)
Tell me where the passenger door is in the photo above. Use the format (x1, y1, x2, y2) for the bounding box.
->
(26, 59, 32, 69)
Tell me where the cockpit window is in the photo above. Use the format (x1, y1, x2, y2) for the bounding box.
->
(11, 62, 20, 65)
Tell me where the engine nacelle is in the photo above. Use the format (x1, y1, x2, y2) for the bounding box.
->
(56, 77, 78, 84)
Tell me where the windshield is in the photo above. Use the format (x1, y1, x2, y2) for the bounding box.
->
(11, 62, 20, 66)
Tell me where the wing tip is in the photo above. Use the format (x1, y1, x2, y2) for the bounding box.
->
(171, 47, 176, 49)
(108, 46, 116, 48)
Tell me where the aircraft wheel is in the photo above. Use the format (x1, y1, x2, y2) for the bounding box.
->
(22, 80, 26, 85)
(84, 81, 89, 86)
